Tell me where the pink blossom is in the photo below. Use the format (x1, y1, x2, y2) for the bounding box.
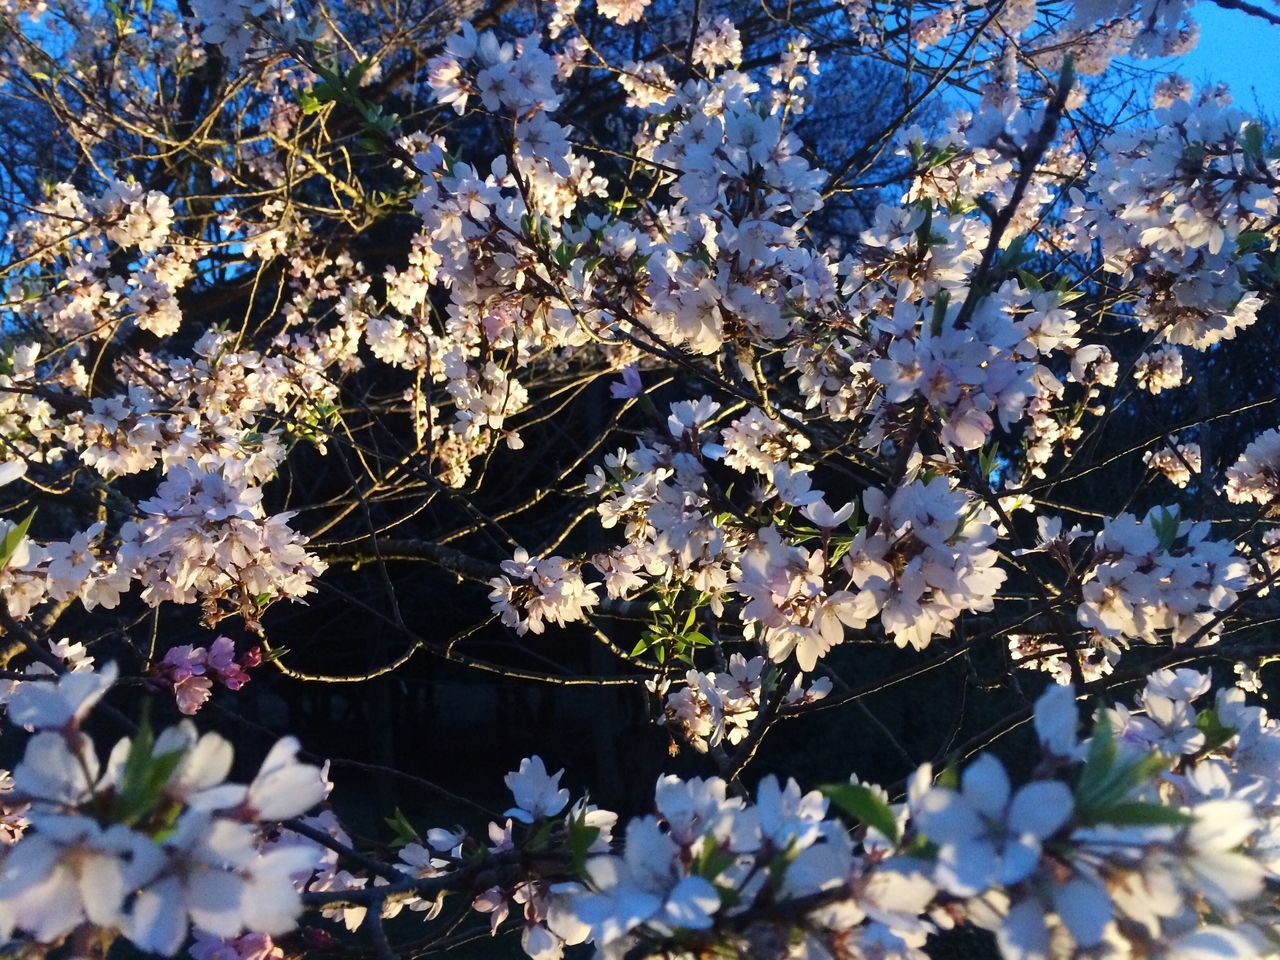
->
(172, 674, 214, 716)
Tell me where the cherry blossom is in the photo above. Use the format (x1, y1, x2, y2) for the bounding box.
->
(0, 2, 1278, 957)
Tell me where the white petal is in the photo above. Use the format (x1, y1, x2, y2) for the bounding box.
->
(1032, 683, 1079, 757)
(79, 853, 126, 926)
(1192, 850, 1265, 906)
(13, 732, 99, 804)
(7, 683, 74, 729)
(660, 875, 720, 930)
(1189, 799, 1257, 851)
(1168, 927, 1261, 960)
(0, 459, 27, 487)
(1052, 878, 1112, 947)
(997, 898, 1050, 960)
(175, 732, 235, 792)
(961, 754, 1010, 817)
(622, 818, 679, 891)
(125, 877, 189, 955)
(240, 870, 305, 935)
(546, 898, 590, 946)
(522, 922, 563, 960)
(782, 842, 851, 898)
(1008, 781, 1073, 839)
(996, 836, 1042, 886)
(246, 737, 327, 820)
(185, 869, 246, 936)
(937, 838, 996, 896)
(187, 783, 248, 812)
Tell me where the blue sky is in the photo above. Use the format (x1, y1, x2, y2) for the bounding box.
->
(1147, 3, 1280, 115)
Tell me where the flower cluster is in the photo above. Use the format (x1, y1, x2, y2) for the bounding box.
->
(1077, 505, 1248, 645)
(1145, 440, 1202, 488)
(425, 670, 1280, 960)
(1226, 428, 1280, 505)
(844, 476, 1007, 651)
(119, 460, 326, 628)
(663, 653, 832, 752)
(489, 549, 600, 636)
(1, 2, 1280, 958)
(0, 662, 329, 955)
(1134, 344, 1186, 394)
(1072, 94, 1273, 353)
(151, 636, 261, 715)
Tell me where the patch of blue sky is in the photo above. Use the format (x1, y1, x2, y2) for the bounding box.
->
(1135, 2, 1280, 116)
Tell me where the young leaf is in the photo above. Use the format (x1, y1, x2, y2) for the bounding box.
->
(1094, 801, 1193, 828)
(1195, 707, 1237, 753)
(1243, 122, 1265, 161)
(565, 814, 601, 875)
(385, 807, 420, 847)
(0, 508, 34, 569)
(823, 783, 899, 844)
(116, 708, 186, 827)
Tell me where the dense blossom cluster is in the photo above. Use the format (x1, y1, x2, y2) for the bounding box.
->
(1144, 440, 1203, 488)
(152, 636, 260, 715)
(0, 456, 325, 629)
(1076, 505, 1247, 646)
(1076, 94, 1272, 352)
(1226, 428, 1280, 505)
(6, 656, 1274, 960)
(0, 0, 1278, 957)
(489, 549, 600, 637)
(0, 663, 329, 954)
(662, 653, 832, 752)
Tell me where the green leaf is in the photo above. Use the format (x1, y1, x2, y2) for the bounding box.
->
(1151, 507, 1180, 551)
(935, 762, 960, 791)
(1195, 707, 1237, 753)
(384, 807, 420, 847)
(929, 289, 951, 336)
(1075, 714, 1176, 822)
(915, 199, 933, 247)
(823, 783, 899, 844)
(977, 444, 998, 480)
(118, 712, 155, 805)
(1017, 268, 1044, 292)
(1094, 801, 1193, 828)
(299, 90, 324, 115)
(1237, 229, 1266, 252)
(115, 708, 187, 827)
(692, 837, 736, 880)
(1003, 233, 1030, 269)
(1243, 122, 1265, 160)
(926, 145, 959, 170)
(347, 58, 375, 90)
(310, 79, 342, 105)
(844, 500, 863, 533)
(564, 812, 601, 875)
(828, 536, 854, 565)
(1074, 715, 1118, 809)
(0, 508, 35, 569)
(525, 818, 555, 853)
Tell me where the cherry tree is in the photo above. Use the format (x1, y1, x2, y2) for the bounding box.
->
(1, 0, 1280, 957)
